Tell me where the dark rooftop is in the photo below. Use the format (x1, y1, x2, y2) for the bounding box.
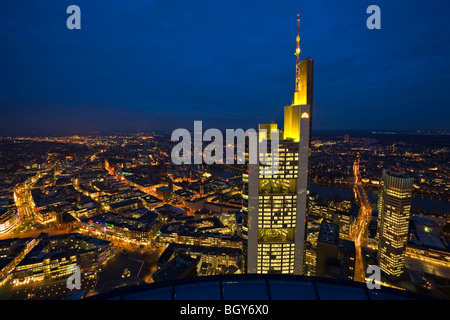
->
(87, 274, 436, 300)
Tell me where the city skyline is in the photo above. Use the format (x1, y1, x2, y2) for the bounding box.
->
(1, 0, 450, 135)
(0, 1, 449, 303)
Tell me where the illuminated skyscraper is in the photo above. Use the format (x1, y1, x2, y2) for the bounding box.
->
(377, 168, 414, 279)
(242, 14, 313, 274)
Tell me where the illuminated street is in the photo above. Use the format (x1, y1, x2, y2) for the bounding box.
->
(350, 156, 374, 283)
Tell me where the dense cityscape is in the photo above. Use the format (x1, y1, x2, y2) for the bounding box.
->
(1, 1, 449, 305)
(0, 130, 448, 299)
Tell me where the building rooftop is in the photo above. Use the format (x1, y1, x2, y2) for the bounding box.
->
(411, 216, 439, 227)
(384, 167, 413, 181)
(87, 274, 435, 300)
(85, 211, 159, 232)
(109, 198, 142, 210)
(318, 223, 340, 245)
(16, 233, 111, 267)
(152, 253, 199, 282)
(157, 243, 242, 266)
(409, 216, 448, 250)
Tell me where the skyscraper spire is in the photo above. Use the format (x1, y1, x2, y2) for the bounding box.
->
(295, 13, 301, 93)
(293, 13, 302, 105)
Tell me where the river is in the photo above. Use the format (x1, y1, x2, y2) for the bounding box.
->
(310, 184, 449, 213)
(189, 166, 449, 213)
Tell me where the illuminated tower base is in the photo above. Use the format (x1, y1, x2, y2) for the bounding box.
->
(245, 139, 304, 274)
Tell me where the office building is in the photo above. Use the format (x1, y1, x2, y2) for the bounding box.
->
(316, 222, 355, 281)
(377, 168, 414, 279)
(0, 206, 19, 235)
(12, 233, 114, 285)
(242, 14, 313, 275)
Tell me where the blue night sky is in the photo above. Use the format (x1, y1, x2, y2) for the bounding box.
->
(0, 0, 449, 134)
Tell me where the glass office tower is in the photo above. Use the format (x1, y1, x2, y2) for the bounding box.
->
(377, 168, 414, 279)
(242, 15, 314, 274)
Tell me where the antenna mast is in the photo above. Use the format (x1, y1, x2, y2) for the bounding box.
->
(295, 13, 301, 94)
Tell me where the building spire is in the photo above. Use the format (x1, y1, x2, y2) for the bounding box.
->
(294, 13, 302, 105)
(295, 13, 301, 92)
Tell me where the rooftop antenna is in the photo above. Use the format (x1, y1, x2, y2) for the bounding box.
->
(295, 13, 301, 95)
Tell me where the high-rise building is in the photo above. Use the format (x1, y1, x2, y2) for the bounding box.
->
(316, 222, 356, 281)
(377, 168, 414, 279)
(242, 14, 313, 275)
(316, 222, 340, 277)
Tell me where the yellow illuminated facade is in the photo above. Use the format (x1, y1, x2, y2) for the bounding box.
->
(243, 142, 303, 274)
(256, 144, 300, 274)
(377, 169, 414, 279)
(242, 13, 313, 275)
(284, 59, 314, 141)
(284, 105, 301, 142)
(258, 123, 278, 142)
(293, 59, 313, 106)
